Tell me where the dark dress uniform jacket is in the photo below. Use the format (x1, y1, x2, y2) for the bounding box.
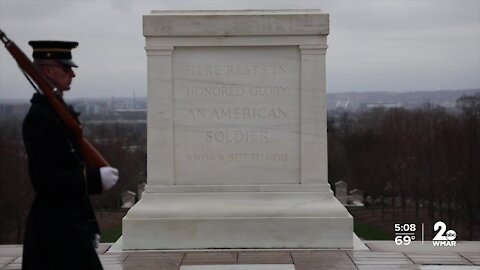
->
(22, 93, 103, 270)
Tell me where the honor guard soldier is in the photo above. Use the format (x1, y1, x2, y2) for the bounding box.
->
(22, 40, 119, 270)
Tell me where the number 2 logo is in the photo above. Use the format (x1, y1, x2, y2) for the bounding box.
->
(433, 221, 456, 241)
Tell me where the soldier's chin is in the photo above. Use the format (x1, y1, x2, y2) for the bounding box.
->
(57, 87, 70, 94)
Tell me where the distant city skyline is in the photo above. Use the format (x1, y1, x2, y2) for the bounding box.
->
(1, 0, 479, 100)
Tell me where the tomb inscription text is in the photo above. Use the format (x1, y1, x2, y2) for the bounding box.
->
(173, 47, 300, 184)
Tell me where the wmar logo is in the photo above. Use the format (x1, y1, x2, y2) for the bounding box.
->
(432, 221, 457, 247)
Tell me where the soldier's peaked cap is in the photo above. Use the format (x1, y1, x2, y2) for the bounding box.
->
(28, 40, 78, 67)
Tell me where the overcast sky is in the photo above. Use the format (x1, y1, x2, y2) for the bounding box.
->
(0, 0, 479, 100)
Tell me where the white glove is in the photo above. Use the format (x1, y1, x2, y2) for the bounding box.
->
(100, 167, 119, 191)
(93, 233, 100, 249)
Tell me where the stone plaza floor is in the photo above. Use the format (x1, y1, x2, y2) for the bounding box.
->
(1, 241, 479, 270)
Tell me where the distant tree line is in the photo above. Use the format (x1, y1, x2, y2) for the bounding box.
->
(328, 93, 480, 240)
(0, 118, 31, 243)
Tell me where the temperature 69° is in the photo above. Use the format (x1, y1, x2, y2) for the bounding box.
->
(395, 235, 415, 246)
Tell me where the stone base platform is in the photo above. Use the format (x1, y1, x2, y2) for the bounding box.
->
(122, 192, 353, 250)
(109, 233, 369, 253)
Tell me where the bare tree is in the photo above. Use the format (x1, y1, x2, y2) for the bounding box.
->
(456, 93, 480, 240)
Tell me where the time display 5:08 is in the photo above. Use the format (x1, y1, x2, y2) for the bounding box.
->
(395, 223, 416, 232)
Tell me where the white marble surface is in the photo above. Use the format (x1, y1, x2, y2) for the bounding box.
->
(122, 192, 353, 249)
(122, 9, 353, 250)
(144, 183, 333, 193)
(180, 265, 295, 270)
(144, 10, 329, 36)
(173, 46, 300, 185)
(124, 192, 349, 218)
(110, 233, 367, 253)
(143, 12, 331, 189)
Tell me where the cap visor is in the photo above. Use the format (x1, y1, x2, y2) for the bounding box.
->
(58, 59, 78, 68)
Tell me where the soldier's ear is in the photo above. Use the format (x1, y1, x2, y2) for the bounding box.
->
(40, 65, 55, 78)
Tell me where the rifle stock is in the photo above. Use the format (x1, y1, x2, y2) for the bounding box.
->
(0, 28, 109, 168)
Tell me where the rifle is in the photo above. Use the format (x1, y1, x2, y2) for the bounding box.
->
(0, 29, 109, 168)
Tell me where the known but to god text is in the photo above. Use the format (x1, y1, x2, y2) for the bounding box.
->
(186, 153, 289, 163)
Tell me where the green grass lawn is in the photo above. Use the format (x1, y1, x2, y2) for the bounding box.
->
(354, 221, 391, 240)
(101, 225, 122, 243)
